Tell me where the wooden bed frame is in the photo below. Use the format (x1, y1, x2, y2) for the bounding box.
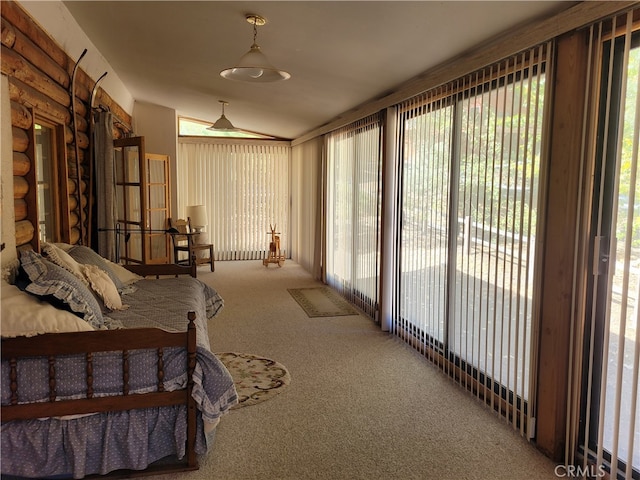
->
(1, 262, 203, 479)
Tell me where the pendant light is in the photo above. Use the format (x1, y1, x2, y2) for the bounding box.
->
(207, 100, 236, 131)
(220, 14, 291, 83)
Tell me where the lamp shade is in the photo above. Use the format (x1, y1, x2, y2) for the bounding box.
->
(220, 43, 291, 83)
(207, 100, 236, 131)
(186, 205, 207, 228)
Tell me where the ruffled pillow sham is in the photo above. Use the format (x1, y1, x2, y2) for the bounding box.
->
(17, 250, 104, 330)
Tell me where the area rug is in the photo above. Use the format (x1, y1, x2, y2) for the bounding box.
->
(287, 287, 359, 318)
(216, 352, 291, 409)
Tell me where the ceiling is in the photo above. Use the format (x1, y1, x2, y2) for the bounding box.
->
(63, 1, 574, 140)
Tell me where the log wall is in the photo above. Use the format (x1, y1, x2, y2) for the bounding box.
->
(1, 0, 131, 250)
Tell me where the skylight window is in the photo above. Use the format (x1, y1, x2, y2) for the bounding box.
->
(178, 116, 274, 139)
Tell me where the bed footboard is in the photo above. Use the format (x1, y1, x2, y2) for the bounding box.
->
(1, 312, 200, 478)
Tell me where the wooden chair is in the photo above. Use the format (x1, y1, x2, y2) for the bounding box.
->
(168, 218, 214, 272)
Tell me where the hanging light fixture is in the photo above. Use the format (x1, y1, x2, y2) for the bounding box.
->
(220, 14, 291, 83)
(207, 100, 236, 131)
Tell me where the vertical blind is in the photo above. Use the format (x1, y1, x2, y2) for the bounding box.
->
(176, 140, 290, 260)
(326, 114, 383, 319)
(568, 11, 639, 480)
(393, 43, 551, 433)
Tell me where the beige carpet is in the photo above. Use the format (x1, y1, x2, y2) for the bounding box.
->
(287, 286, 359, 317)
(152, 260, 561, 480)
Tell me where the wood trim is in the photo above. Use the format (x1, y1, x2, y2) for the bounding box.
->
(1, 391, 188, 421)
(124, 261, 197, 278)
(24, 110, 37, 251)
(535, 30, 590, 462)
(292, 1, 638, 146)
(56, 122, 71, 243)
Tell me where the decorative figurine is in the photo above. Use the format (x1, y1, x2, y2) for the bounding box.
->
(263, 224, 285, 267)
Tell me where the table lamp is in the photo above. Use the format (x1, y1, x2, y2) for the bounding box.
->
(186, 205, 207, 233)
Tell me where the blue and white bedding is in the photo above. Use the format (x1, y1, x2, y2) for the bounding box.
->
(1, 276, 237, 479)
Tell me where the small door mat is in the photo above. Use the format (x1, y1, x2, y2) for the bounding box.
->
(287, 287, 359, 318)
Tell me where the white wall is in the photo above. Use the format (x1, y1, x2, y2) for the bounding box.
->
(19, 0, 133, 114)
(132, 101, 179, 220)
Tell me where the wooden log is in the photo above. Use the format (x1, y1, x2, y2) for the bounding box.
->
(64, 125, 89, 149)
(69, 211, 79, 229)
(72, 84, 91, 109)
(15, 219, 34, 246)
(1, 45, 70, 108)
(73, 96, 88, 119)
(67, 178, 77, 195)
(67, 145, 89, 172)
(8, 77, 71, 125)
(13, 176, 28, 198)
(10, 100, 31, 129)
(66, 145, 85, 165)
(13, 152, 30, 176)
(1, 1, 68, 68)
(93, 90, 132, 129)
(69, 227, 80, 245)
(67, 161, 85, 180)
(14, 198, 27, 221)
(1, 17, 16, 48)
(12, 126, 28, 153)
(77, 132, 89, 150)
(64, 193, 86, 212)
(73, 112, 88, 134)
(11, 24, 69, 89)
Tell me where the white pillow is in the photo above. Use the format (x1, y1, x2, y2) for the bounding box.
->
(105, 259, 143, 286)
(0, 279, 94, 337)
(80, 264, 127, 311)
(42, 242, 87, 282)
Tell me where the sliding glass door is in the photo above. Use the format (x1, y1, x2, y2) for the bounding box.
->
(326, 115, 383, 319)
(580, 22, 639, 480)
(394, 44, 549, 431)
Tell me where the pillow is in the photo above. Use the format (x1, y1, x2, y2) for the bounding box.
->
(1, 279, 94, 337)
(1, 258, 20, 285)
(67, 246, 127, 292)
(41, 242, 87, 282)
(80, 264, 126, 311)
(52, 242, 73, 252)
(104, 258, 143, 286)
(18, 250, 104, 330)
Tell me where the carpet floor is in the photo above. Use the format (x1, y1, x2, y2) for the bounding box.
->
(152, 260, 560, 480)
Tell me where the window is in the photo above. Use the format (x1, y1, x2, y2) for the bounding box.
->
(178, 116, 275, 139)
(578, 20, 640, 479)
(176, 139, 290, 260)
(393, 43, 550, 432)
(34, 121, 60, 244)
(326, 114, 383, 318)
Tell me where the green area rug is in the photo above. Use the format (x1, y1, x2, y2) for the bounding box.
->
(287, 287, 359, 318)
(216, 352, 291, 409)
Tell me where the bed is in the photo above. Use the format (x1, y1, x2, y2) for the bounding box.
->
(0, 245, 237, 479)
